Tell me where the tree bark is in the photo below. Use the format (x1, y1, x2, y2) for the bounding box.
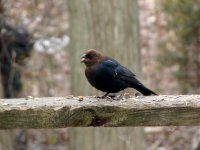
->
(67, 0, 140, 96)
(67, 0, 144, 149)
(0, 130, 13, 150)
(69, 128, 144, 150)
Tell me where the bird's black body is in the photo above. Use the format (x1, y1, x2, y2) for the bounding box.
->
(86, 57, 128, 93)
(81, 49, 157, 96)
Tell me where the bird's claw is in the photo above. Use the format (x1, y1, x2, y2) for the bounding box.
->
(112, 95, 124, 101)
(96, 94, 117, 100)
(96, 95, 106, 99)
(97, 95, 124, 101)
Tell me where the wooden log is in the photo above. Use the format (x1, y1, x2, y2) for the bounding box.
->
(0, 95, 200, 129)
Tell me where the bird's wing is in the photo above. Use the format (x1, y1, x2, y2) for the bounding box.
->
(101, 58, 136, 79)
(100, 59, 157, 95)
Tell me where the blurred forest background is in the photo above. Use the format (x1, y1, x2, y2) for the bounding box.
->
(0, 0, 200, 150)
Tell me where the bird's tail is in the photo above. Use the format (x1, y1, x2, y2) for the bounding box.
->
(135, 85, 157, 96)
(130, 82, 157, 96)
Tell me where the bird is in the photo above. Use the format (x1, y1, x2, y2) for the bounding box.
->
(81, 49, 157, 98)
(0, 23, 34, 98)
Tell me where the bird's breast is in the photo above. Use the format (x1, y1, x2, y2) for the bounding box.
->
(85, 66, 101, 87)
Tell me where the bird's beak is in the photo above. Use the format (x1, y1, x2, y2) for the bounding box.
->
(80, 54, 86, 63)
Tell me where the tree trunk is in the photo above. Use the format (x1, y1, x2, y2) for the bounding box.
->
(67, 0, 141, 96)
(67, 0, 145, 150)
(69, 128, 145, 150)
(0, 131, 13, 150)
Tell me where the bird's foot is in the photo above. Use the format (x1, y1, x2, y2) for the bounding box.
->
(96, 94, 117, 100)
(96, 95, 106, 99)
(107, 94, 117, 98)
(95, 93, 128, 101)
(112, 92, 131, 100)
(96, 93, 109, 99)
(110, 94, 124, 101)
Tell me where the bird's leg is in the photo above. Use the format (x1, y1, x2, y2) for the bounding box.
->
(107, 94, 117, 98)
(97, 92, 109, 99)
(112, 90, 125, 100)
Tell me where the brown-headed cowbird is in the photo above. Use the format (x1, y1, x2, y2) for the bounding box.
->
(81, 49, 157, 98)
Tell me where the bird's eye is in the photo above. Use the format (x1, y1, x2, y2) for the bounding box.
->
(86, 54, 92, 59)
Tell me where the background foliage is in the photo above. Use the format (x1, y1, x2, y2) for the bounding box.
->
(159, 0, 200, 94)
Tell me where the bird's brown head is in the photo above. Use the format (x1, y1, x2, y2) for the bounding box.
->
(80, 49, 105, 67)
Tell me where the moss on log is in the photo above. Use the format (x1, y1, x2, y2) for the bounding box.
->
(0, 95, 200, 129)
